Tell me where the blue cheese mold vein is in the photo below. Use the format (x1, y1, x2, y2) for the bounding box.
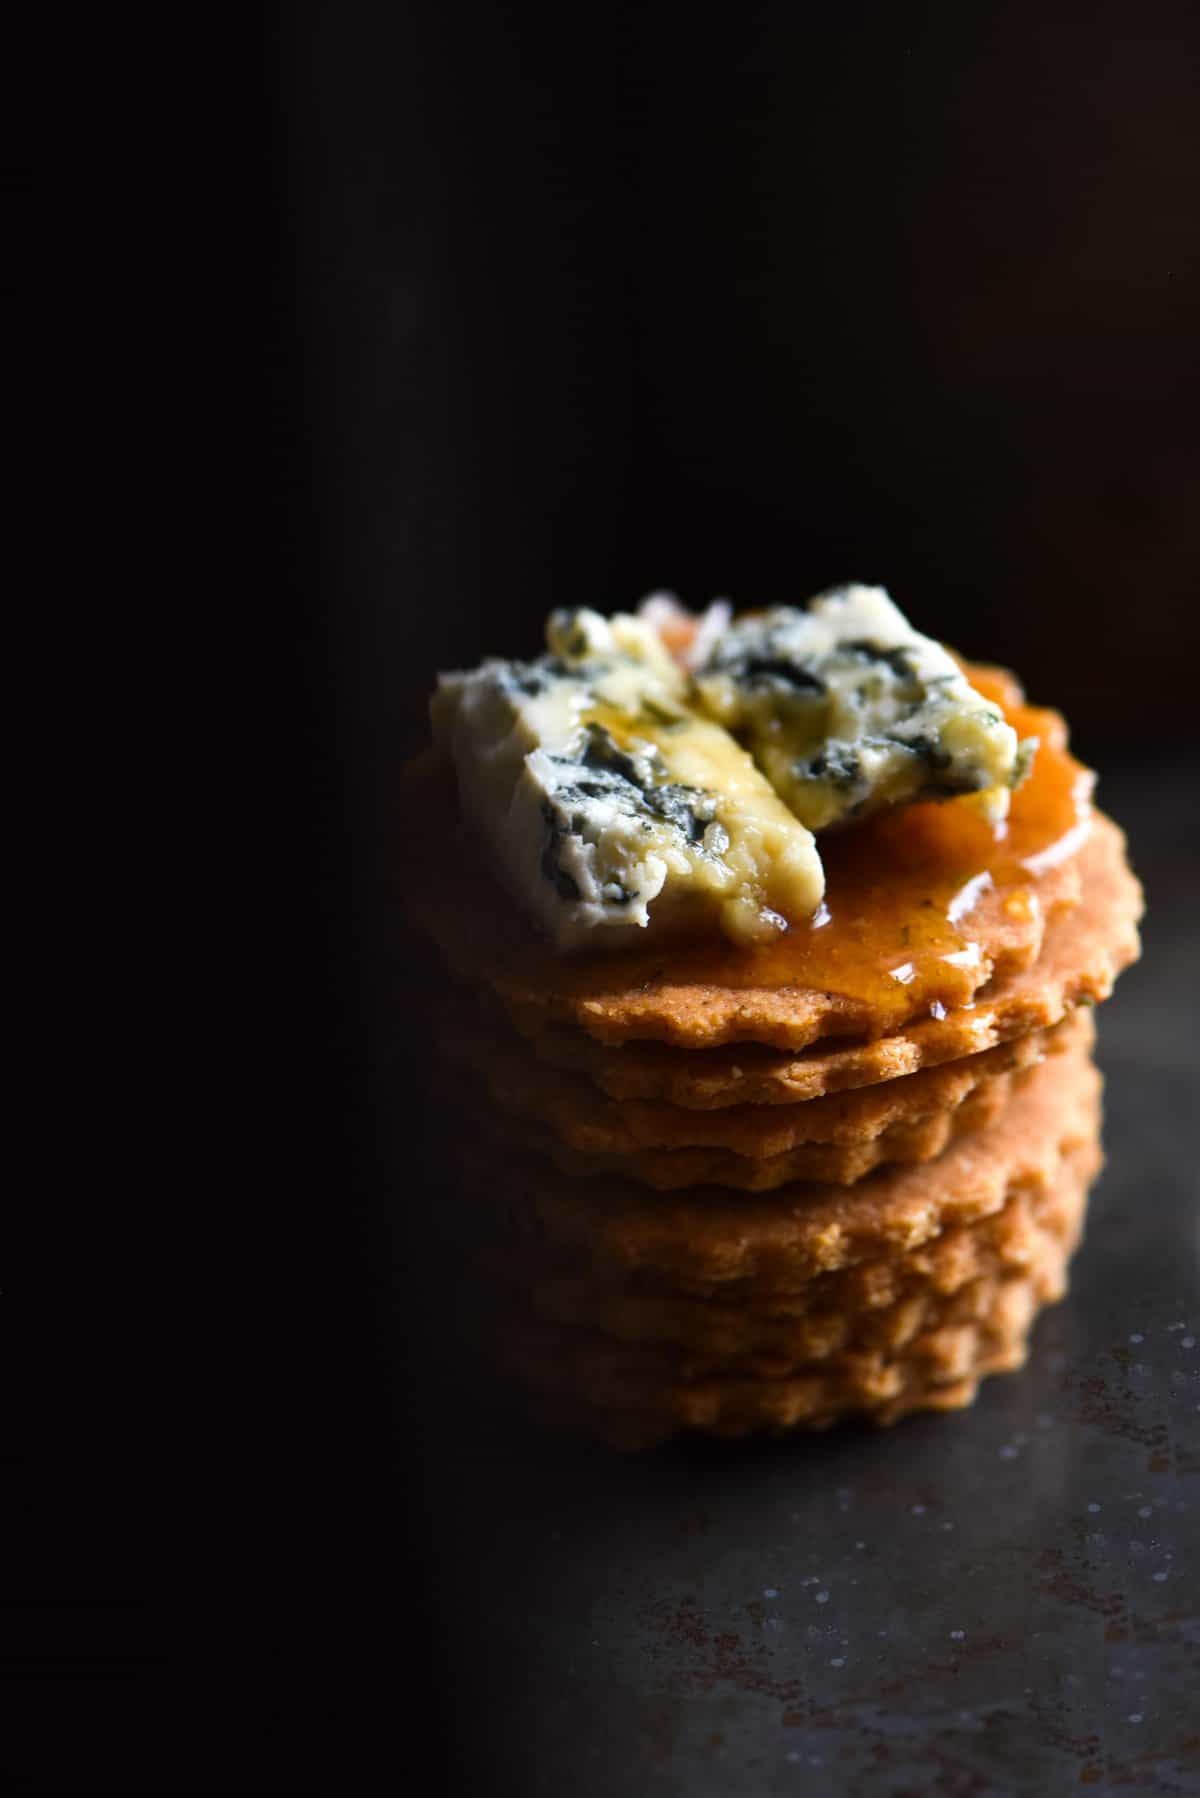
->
(431, 608, 825, 949)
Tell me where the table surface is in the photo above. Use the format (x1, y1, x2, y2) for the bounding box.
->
(399, 753, 1199, 1798)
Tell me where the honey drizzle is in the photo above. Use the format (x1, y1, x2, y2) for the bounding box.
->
(501, 665, 1095, 1029)
(422, 661, 1101, 1035)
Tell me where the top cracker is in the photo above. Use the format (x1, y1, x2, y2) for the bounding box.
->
(401, 600, 1101, 1050)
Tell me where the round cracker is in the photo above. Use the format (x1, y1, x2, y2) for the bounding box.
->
(500, 1253, 1073, 1445)
(493, 1135, 1097, 1359)
(441, 1000, 1088, 1159)
(475, 1018, 1091, 1189)
(468, 1045, 1101, 1292)
(502, 1250, 1072, 1393)
(523, 818, 1139, 1107)
(400, 676, 1097, 1051)
(491, 1062, 1022, 1190)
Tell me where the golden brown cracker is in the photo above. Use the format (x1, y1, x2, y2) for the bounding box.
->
(400, 682, 1095, 1051)
(489, 1065, 1015, 1190)
(524, 818, 1139, 1107)
(493, 1136, 1098, 1360)
(513, 1347, 1031, 1449)
(468, 1045, 1101, 1292)
(442, 998, 1087, 1160)
(501, 1253, 1070, 1392)
(480, 1037, 1098, 1189)
(500, 1257, 1070, 1445)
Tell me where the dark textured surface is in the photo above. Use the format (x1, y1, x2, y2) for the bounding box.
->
(402, 757, 1198, 1797)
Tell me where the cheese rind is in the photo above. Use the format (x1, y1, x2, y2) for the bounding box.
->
(431, 609, 824, 948)
(694, 586, 1028, 831)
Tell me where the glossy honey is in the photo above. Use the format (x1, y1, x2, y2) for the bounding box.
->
(419, 663, 1093, 1028)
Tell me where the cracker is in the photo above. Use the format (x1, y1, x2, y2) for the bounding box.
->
(491, 1064, 1020, 1190)
(479, 1024, 1088, 1189)
(442, 999, 1087, 1160)
(525, 819, 1139, 1107)
(502, 1251, 1070, 1394)
(492, 1136, 1098, 1360)
(400, 679, 1097, 1050)
(500, 1256, 1073, 1445)
(467, 1045, 1101, 1292)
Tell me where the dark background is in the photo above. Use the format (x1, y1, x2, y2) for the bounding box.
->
(274, 0, 1199, 786)
(10, 3, 1197, 1792)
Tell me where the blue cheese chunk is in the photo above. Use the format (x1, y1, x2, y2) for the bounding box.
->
(431, 608, 824, 948)
(693, 585, 1031, 831)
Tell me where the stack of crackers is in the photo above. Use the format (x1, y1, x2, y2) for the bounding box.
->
(406, 667, 1142, 1448)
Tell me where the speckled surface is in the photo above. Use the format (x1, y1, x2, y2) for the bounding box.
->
(406, 756, 1198, 1797)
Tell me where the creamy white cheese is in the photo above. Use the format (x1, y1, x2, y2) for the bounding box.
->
(693, 585, 1030, 831)
(431, 608, 824, 948)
